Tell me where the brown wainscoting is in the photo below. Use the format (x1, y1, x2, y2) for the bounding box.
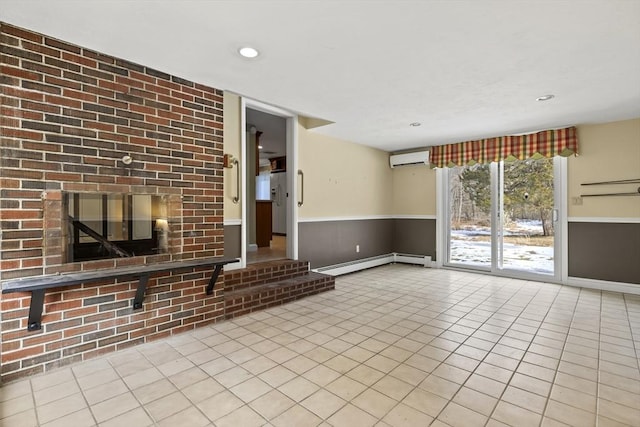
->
(298, 219, 394, 269)
(568, 221, 640, 284)
(223, 224, 241, 259)
(392, 218, 437, 261)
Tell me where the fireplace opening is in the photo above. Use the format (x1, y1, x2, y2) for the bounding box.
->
(62, 193, 170, 263)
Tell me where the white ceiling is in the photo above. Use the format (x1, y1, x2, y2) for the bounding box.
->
(2, 0, 639, 152)
(247, 108, 287, 160)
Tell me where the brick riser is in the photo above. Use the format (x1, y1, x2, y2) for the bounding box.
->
(223, 262, 335, 319)
(223, 260, 311, 293)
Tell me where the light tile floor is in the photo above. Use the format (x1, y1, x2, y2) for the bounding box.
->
(1, 265, 639, 427)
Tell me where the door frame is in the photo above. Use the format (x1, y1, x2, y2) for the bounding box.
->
(437, 157, 567, 284)
(239, 97, 299, 268)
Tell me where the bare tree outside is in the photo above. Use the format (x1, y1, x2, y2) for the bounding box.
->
(503, 158, 554, 237)
(449, 158, 554, 274)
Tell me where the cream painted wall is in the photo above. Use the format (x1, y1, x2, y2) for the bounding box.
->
(223, 92, 241, 220)
(392, 164, 437, 216)
(228, 95, 638, 223)
(298, 122, 393, 219)
(568, 118, 640, 218)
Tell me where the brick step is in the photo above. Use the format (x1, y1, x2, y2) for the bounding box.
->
(223, 259, 310, 293)
(224, 271, 335, 319)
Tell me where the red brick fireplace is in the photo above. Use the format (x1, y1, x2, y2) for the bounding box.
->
(0, 22, 225, 382)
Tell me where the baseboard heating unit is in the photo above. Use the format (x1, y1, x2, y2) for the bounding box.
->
(314, 253, 433, 276)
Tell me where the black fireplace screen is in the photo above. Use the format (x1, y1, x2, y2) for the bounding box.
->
(62, 193, 169, 263)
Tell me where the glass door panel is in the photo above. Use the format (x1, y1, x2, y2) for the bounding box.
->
(448, 164, 492, 269)
(446, 158, 559, 279)
(500, 158, 555, 275)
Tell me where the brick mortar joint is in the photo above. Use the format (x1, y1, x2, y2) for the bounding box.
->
(0, 22, 231, 382)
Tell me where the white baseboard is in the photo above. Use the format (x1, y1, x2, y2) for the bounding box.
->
(313, 253, 435, 276)
(393, 253, 434, 268)
(251, 254, 640, 295)
(240, 252, 640, 295)
(567, 276, 640, 295)
(314, 254, 394, 276)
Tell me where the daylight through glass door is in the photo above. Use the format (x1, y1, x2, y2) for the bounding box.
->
(447, 158, 556, 277)
(499, 158, 554, 275)
(448, 164, 493, 270)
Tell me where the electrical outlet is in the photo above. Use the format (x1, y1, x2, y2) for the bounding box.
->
(571, 196, 583, 206)
(356, 245, 360, 253)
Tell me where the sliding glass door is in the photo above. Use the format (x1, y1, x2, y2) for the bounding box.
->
(448, 163, 493, 270)
(446, 157, 561, 280)
(499, 158, 555, 274)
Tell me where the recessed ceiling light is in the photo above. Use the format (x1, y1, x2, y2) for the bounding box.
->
(536, 94, 555, 101)
(238, 47, 259, 58)
(409, 122, 421, 127)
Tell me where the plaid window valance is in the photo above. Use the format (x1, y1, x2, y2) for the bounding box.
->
(429, 126, 578, 168)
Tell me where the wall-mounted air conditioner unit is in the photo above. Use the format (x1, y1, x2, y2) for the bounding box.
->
(389, 150, 429, 168)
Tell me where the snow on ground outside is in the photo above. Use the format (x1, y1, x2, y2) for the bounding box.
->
(450, 220, 553, 274)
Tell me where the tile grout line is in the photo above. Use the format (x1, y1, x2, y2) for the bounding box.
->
(622, 293, 640, 375)
(378, 270, 546, 424)
(595, 292, 640, 426)
(228, 269, 489, 424)
(595, 290, 603, 427)
(7, 265, 639, 427)
(334, 271, 512, 423)
(473, 282, 568, 426)
(28, 376, 40, 427)
(166, 333, 232, 426)
(536, 286, 586, 427)
(173, 344, 250, 425)
(106, 348, 161, 426)
(415, 277, 538, 425)
(455, 282, 561, 427)
(69, 364, 100, 427)
(120, 272, 614, 426)
(358, 275, 545, 425)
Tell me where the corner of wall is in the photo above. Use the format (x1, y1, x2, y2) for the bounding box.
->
(223, 92, 242, 222)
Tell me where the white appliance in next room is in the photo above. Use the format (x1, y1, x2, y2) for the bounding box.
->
(270, 172, 287, 235)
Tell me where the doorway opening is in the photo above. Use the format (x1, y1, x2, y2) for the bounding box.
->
(246, 108, 288, 264)
(444, 157, 564, 281)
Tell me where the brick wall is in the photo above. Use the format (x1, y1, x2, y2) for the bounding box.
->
(223, 260, 310, 293)
(222, 261, 335, 319)
(0, 22, 225, 382)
